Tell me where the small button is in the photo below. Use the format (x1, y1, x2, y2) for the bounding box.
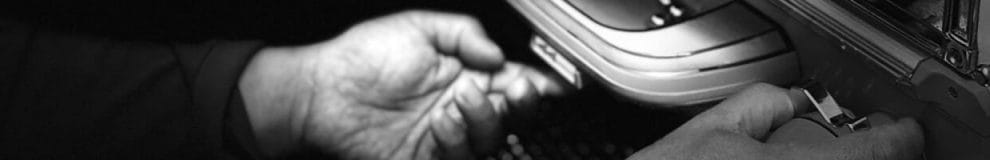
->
(669, 6, 684, 17)
(979, 65, 990, 76)
(659, 0, 672, 6)
(650, 15, 667, 26)
(945, 49, 964, 68)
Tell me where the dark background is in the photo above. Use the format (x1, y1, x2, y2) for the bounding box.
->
(0, 0, 536, 58)
(0, 0, 689, 159)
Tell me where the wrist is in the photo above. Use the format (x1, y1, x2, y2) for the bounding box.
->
(238, 45, 315, 157)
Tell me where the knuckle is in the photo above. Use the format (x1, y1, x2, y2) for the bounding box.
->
(447, 15, 481, 31)
(735, 83, 787, 100)
(391, 10, 481, 31)
(744, 83, 784, 93)
(454, 14, 481, 26)
(385, 10, 435, 24)
(396, 9, 432, 17)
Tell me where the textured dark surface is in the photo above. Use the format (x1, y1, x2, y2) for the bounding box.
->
(482, 81, 695, 160)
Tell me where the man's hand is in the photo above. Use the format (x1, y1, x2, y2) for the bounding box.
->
(627, 83, 924, 160)
(238, 10, 566, 159)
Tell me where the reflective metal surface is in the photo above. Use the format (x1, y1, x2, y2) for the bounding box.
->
(509, 0, 798, 106)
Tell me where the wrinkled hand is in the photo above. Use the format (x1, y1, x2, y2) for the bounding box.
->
(239, 10, 566, 159)
(627, 84, 924, 160)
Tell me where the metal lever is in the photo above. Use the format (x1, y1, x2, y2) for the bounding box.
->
(794, 82, 870, 133)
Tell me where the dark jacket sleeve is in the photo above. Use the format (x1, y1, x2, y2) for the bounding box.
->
(0, 20, 264, 159)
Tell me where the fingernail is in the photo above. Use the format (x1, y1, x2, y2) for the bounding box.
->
(487, 93, 508, 114)
(457, 81, 486, 108)
(445, 101, 465, 123)
(507, 79, 537, 107)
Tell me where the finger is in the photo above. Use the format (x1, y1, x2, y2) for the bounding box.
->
(808, 116, 924, 160)
(506, 78, 538, 108)
(688, 83, 798, 139)
(629, 129, 772, 160)
(453, 79, 504, 155)
(430, 100, 473, 160)
(628, 84, 796, 159)
(419, 56, 466, 94)
(786, 87, 813, 115)
(487, 93, 509, 115)
(490, 63, 572, 117)
(404, 10, 505, 70)
(491, 62, 570, 98)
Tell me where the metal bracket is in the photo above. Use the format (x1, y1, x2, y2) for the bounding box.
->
(796, 82, 870, 133)
(530, 36, 583, 89)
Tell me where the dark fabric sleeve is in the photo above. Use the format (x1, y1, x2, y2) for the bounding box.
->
(0, 20, 264, 159)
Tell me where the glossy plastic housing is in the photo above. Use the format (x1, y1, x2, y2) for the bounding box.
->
(509, 0, 799, 106)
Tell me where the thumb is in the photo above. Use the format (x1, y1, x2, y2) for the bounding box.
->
(404, 10, 505, 70)
(489, 62, 571, 116)
(451, 72, 504, 155)
(798, 115, 924, 160)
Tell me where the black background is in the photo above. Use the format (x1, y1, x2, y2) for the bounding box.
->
(0, 0, 537, 61)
